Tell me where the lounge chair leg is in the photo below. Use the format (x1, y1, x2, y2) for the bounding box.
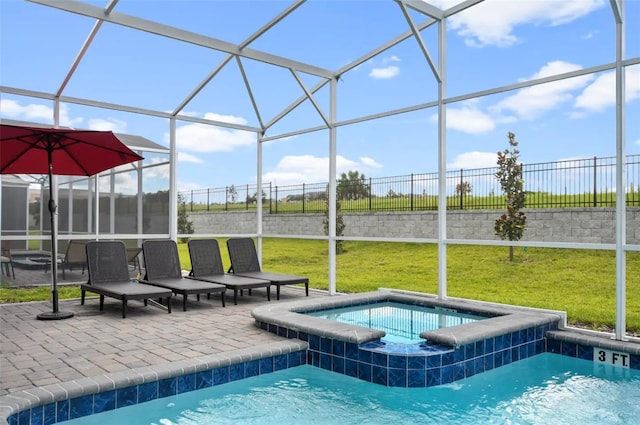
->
(144, 299, 148, 306)
(81, 290, 85, 305)
(234, 290, 238, 305)
(305, 283, 309, 296)
(221, 292, 225, 307)
(277, 285, 281, 300)
(197, 294, 201, 302)
(122, 298, 127, 318)
(167, 298, 172, 314)
(183, 295, 187, 311)
(99, 295, 105, 311)
(267, 287, 271, 301)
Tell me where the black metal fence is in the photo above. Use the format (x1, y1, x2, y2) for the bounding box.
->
(180, 154, 640, 213)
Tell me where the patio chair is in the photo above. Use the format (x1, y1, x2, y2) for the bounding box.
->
(1, 240, 15, 279)
(141, 239, 226, 311)
(56, 240, 88, 279)
(82, 240, 173, 318)
(226, 238, 309, 300)
(187, 239, 271, 305)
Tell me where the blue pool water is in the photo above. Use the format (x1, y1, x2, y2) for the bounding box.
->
(307, 301, 486, 343)
(61, 353, 640, 425)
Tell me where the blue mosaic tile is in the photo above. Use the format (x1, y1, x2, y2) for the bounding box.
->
(464, 343, 475, 360)
(214, 366, 229, 385)
(475, 340, 485, 357)
(333, 356, 345, 374)
(495, 334, 509, 350)
(453, 348, 464, 363)
(464, 360, 475, 379)
(484, 353, 494, 371)
(138, 382, 158, 403)
(631, 354, 640, 370)
(244, 360, 260, 378)
(512, 330, 522, 345)
(258, 357, 272, 374)
(287, 329, 299, 339)
(268, 323, 277, 334)
(494, 352, 504, 368)
(30, 405, 43, 425)
(426, 368, 441, 387)
(426, 353, 441, 369)
(474, 356, 485, 374)
(372, 352, 387, 367)
(358, 349, 372, 364)
(526, 327, 535, 341)
(454, 363, 465, 381)
(17, 410, 29, 425)
(358, 362, 372, 382)
(372, 365, 388, 386)
(408, 355, 425, 370)
(178, 374, 196, 394)
(485, 337, 495, 353)
(535, 339, 545, 355)
(408, 368, 426, 388)
(320, 337, 332, 354)
(345, 342, 359, 360)
(308, 350, 320, 367)
(277, 326, 288, 337)
(298, 331, 309, 341)
(56, 399, 69, 423)
(388, 367, 406, 387)
(229, 363, 244, 381)
(258, 321, 267, 330)
(518, 344, 528, 360)
(332, 339, 345, 357)
(389, 354, 407, 369)
(442, 351, 454, 366)
(562, 341, 577, 357)
(547, 338, 561, 353)
(308, 334, 320, 351)
(274, 354, 288, 371)
(44, 403, 56, 425)
(320, 353, 332, 371)
(196, 369, 213, 389)
(70, 394, 93, 419)
(159, 377, 177, 398)
(502, 349, 512, 366)
(94, 389, 116, 413)
(441, 365, 454, 384)
(288, 352, 302, 368)
(8, 413, 17, 425)
(345, 359, 358, 377)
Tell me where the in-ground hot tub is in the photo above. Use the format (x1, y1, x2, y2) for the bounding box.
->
(252, 290, 565, 387)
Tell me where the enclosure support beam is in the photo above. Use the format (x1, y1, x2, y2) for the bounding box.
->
(169, 118, 178, 241)
(613, 0, 627, 340)
(328, 77, 338, 296)
(257, 133, 264, 260)
(437, 18, 447, 300)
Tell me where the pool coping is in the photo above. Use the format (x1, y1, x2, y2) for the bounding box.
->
(251, 289, 567, 348)
(0, 339, 307, 425)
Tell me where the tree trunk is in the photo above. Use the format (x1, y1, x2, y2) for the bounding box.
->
(509, 245, 514, 261)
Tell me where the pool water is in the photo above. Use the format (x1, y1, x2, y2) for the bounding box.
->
(307, 301, 486, 343)
(61, 353, 640, 425)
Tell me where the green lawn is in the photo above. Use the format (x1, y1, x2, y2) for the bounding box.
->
(2, 238, 638, 334)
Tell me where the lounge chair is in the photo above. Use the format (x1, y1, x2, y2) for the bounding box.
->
(1, 240, 15, 279)
(82, 241, 173, 318)
(58, 240, 88, 279)
(226, 238, 309, 300)
(187, 239, 271, 305)
(140, 239, 226, 311)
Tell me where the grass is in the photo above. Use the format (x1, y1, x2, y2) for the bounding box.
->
(2, 239, 638, 334)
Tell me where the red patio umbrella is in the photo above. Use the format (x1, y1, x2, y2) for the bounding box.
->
(0, 124, 144, 320)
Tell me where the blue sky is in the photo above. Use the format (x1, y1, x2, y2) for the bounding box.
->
(1, 0, 639, 195)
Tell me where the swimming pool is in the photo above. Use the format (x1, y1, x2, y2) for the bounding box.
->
(306, 301, 487, 343)
(58, 353, 640, 425)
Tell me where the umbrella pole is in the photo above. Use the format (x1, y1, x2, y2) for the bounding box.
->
(37, 155, 74, 320)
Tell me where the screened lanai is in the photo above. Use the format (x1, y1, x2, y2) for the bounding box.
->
(0, 0, 638, 339)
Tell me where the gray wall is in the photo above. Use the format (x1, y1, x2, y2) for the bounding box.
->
(189, 207, 640, 244)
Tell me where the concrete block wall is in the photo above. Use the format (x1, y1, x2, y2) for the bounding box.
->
(189, 207, 640, 244)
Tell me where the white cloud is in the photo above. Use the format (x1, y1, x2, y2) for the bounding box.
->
(431, 0, 605, 47)
(177, 152, 204, 163)
(369, 65, 400, 79)
(431, 106, 495, 134)
(490, 61, 593, 120)
(173, 114, 255, 153)
(447, 151, 498, 170)
(635, 139, 640, 146)
(383, 55, 401, 64)
(573, 67, 640, 115)
(87, 117, 127, 132)
(262, 154, 382, 186)
(0, 99, 83, 127)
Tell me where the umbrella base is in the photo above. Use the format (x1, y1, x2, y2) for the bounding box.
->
(36, 311, 75, 321)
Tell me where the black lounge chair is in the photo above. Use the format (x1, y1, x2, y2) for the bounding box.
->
(140, 239, 226, 311)
(226, 238, 309, 300)
(187, 239, 271, 305)
(82, 241, 173, 318)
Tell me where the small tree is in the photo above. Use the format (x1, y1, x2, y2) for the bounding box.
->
(494, 132, 527, 261)
(456, 181, 472, 196)
(323, 198, 346, 254)
(227, 185, 238, 203)
(337, 170, 370, 200)
(177, 193, 194, 243)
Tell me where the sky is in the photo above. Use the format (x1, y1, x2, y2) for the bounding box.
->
(1, 0, 639, 197)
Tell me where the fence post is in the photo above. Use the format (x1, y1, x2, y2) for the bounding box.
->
(207, 188, 210, 211)
(246, 184, 249, 210)
(460, 169, 464, 210)
(269, 182, 272, 213)
(593, 156, 597, 207)
(369, 177, 372, 211)
(411, 173, 414, 211)
(275, 186, 278, 214)
(302, 183, 306, 214)
(225, 186, 228, 211)
(190, 190, 194, 212)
